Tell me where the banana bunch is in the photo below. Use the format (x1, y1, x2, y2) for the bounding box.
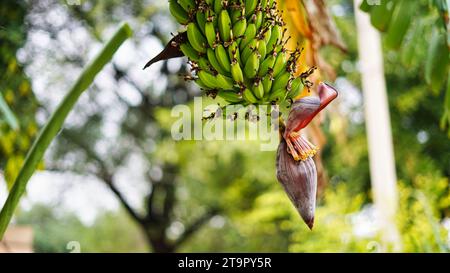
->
(168, 0, 306, 105)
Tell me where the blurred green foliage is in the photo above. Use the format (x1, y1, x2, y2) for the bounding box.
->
(16, 204, 148, 252)
(0, 0, 39, 188)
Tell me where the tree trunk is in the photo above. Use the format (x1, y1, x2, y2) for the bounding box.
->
(149, 238, 174, 253)
(353, 0, 402, 252)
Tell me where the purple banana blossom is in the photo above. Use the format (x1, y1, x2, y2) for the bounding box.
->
(276, 83, 338, 229)
(277, 140, 317, 229)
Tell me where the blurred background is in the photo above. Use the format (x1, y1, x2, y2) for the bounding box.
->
(0, 0, 449, 253)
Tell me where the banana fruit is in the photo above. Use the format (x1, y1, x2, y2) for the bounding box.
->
(162, 0, 309, 106)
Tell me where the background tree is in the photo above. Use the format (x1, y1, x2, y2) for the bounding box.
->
(1, 0, 449, 253)
(361, 0, 449, 132)
(16, 204, 148, 252)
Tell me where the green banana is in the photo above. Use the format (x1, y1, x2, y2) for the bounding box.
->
(218, 90, 243, 103)
(218, 9, 232, 42)
(158, 0, 311, 107)
(196, 11, 208, 35)
(271, 71, 291, 93)
(214, 0, 223, 14)
(206, 7, 216, 24)
(267, 24, 282, 53)
(231, 60, 244, 83)
(263, 27, 272, 44)
(268, 88, 286, 102)
(241, 39, 258, 64)
(231, 7, 244, 24)
(232, 17, 247, 38)
(254, 6, 263, 29)
(258, 53, 276, 77)
(215, 44, 232, 72)
(244, 51, 260, 79)
(180, 43, 200, 61)
(257, 39, 267, 60)
(252, 80, 265, 99)
(216, 74, 235, 90)
(198, 70, 220, 89)
(205, 21, 217, 48)
(169, 0, 189, 25)
(178, 0, 196, 12)
(198, 57, 212, 72)
(194, 77, 210, 89)
(262, 75, 273, 94)
(245, 0, 258, 17)
(272, 50, 287, 78)
(187, 23, 207, 53)
(243, 88, 258, 104)
(261, 0, 272, 9)
(261, 0, 268, 9)
(288, 77, 304, 99)
(207, 48, 229, 76)
(240, 23, 257, 51)
(228, 41, 240, 63)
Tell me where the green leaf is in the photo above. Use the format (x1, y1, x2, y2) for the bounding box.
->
(370, 0, 396, 32)
(425, 28, 449, 95)
(384, 0, 416, 49)
(0, 22, 133, 239)
(360, 0, 374, 12)
(440, 73, 450, 136)
(0, 92, 19, 130)
(445, 0, 450, 47)
(433, 0, 447, 12)
(400, 21, 425, 67)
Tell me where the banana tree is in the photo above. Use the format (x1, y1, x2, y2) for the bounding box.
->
(361, 0, 449, 135)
